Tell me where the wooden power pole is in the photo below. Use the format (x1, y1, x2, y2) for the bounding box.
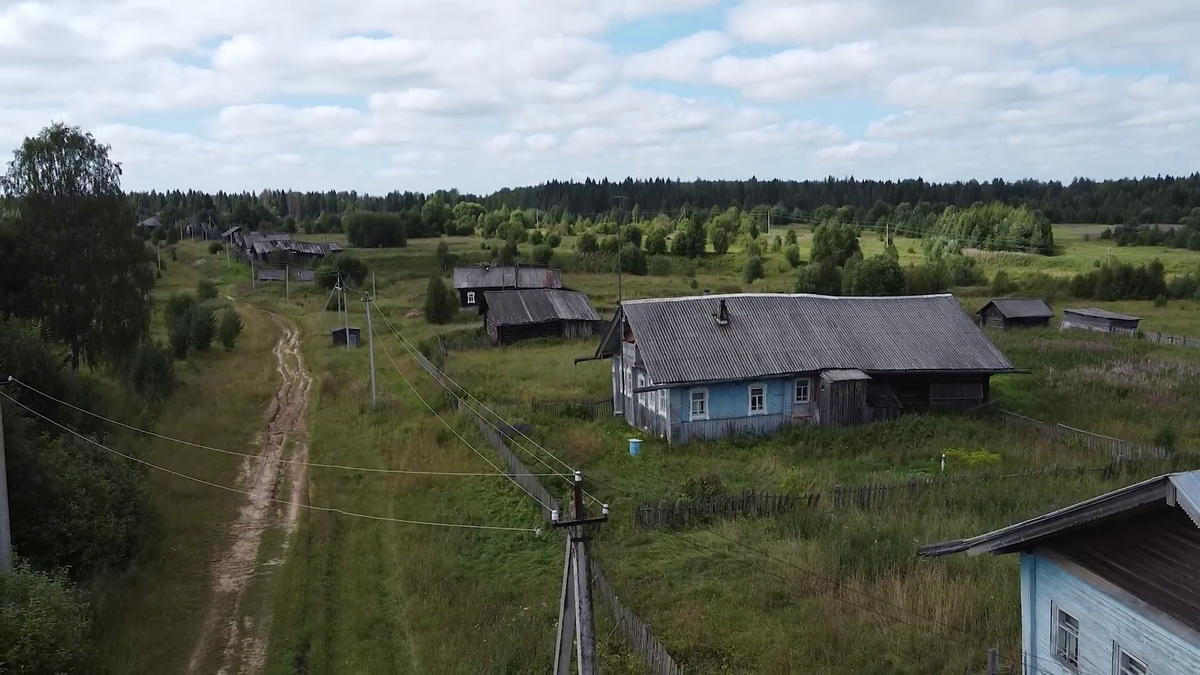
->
(552, 473, 608, 675)
(0, 377, 12, 574)
(364, 298, 377, 408)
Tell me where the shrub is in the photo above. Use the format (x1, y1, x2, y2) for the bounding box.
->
(423, 275, 456, 325)
(189, 304, 217, 352)
(688, 278, 699, 289)
(1152, 423, 1178, 453)
(795, 259, 842, 295)
(218, 309, 244, 351)
(528, 230, 545, 246)
(598, 235, 621, 255)
(647, 255, 673, 276)
(742, 253, 765, 284)
(848, 252, 905, 296)
(784, 228, 798, 246)
(316, 253, 369, 290)
(531, 244, 554, 265)
(784, 244, 801, 268)
(344, 210, 408, 248)
(1153, 294, 1168, 308)
(644, 227, 668, 256)
(620, 244, 647, 275)
(679, 472, 726, 499)
(197, 279, 219, 300)
(671, 218, 707, 258)
(547, 233, 562, 249)
(709, 225, 731, 254)
(0, 562, 90, 673)
(576, 231, 597, 253)
(208, 241, 223, 254)
(770, 235, 782, 253)
(811, 221, 861, 266)
(128, 339, 175, 400)
(435, 240, 455, 271)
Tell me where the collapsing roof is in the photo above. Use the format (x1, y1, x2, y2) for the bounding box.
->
(1063, 307, 1141, 321)
(596, 293, 1017, 386)
(978, 298, 1054, 319)
(453, 265, 563, 290)
(483, 289, 600, 326)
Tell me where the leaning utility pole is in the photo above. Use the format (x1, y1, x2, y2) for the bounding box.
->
(341, 275, 351, 353)
(364, 298, 377, 408)
(285, 264, 290, 300)
(0, 377, 12, 574)
(552, 473, 608, 675)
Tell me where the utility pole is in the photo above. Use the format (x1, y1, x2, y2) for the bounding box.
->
(285, 264, 290, 300)
(371, 271, 376, 299)
(612, 196, 629, 420)
(552, 473, 608, 675)
(0, 377, 12, 574)
(364, 298, 377, 408)
(341, 275, 351, 353)
(251, 260, 256, 290)
(225, 242, 230, 269)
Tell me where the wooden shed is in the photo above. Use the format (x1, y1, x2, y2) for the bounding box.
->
(481, 289, 601, 346)
(814, 369, 871, 427)
(453, 265, 563, 309)
(1061, 308, 1141, 336)
(331, 327, 361, 348)
(977, 298, 1053, 329)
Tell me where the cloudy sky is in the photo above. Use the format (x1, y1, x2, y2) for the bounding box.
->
(2, 0, 1198, 194)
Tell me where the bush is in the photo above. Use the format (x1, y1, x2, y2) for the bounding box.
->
(1152, 423, 1178, 453)
(219, 309, 244, 351)
(316, 253, 369, 290)
(197, 279, 219, 300)
(208, 241, 223, 254)
(770, 235, 782, 253)
(784, 244, 801, 268)
(619, 244, 647, 275)
(164, 293, 215, 356)
(576, 231, 598, 253)
(742, 254, 765, 284)
(811, 221, 861, 266)
(795, 259, 842, 295)
(709, 225, 731, 254)
(128, 339, 175, 400)
(531, 244, 554, 265)
(528, 230, 545, 246)
(344, 210, 408, 248)
(423, 275, 456, 325)
(435, 240, 455, 271)
(189, 304, 216, 352)
(672, 218, 707, 258)
(647, 255, 673, 276)
(679, 472, 725, 499)
(0, 562, 90, 673)
(598, 235, 621, 255)
(644, 227, 668, 256)
(547, 233, 562, 249)
(784, 228, 798, 246)
(847, 253, 905, 296)
(1153, 294, 1168, 308)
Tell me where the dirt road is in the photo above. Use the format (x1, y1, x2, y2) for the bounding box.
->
(187, 311, 311, 675)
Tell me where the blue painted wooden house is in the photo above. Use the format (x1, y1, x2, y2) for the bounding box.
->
(921, 471, 1200, 675)
(592, 293, 1018, 443)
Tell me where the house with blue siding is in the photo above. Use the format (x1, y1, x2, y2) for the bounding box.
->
(592, 293, 1018, 443)
(921, 471, 1200, 675)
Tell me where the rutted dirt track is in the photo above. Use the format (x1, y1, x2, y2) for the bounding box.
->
(187, 311, 311, 675)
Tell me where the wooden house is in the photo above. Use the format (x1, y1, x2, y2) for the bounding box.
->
(452, 265, 563, 309)
(136, 215, 162, 233)
(1061, 308, 1141, 336)
(921, 471, 1200, 675)
(977, 298, 1054, 329)
(331, 327, 361, 348)
(256, 269, 287, 282)
(592, 293, 1019, 443)
(480, 289, 602, 346)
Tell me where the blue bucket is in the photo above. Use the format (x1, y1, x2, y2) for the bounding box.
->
(628, 438, 642, 456)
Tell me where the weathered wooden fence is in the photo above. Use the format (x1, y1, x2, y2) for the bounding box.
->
(593, 566, 685, 675)
(438, 333, 491, 353)
(636, 491, 819, 529)
(829, 465, 1107, 511)
(472, 416, 562, 522)
(529, 398, 613, 419)
(1142, 331, 1200, 348)
(998, 409, 1168, 460)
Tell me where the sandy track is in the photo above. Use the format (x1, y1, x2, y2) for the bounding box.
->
(187, 311, 311, 675)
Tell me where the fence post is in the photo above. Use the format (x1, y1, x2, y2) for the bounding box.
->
(986, 647, 999, 675)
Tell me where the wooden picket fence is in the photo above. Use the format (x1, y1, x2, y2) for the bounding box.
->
(471, 415, 562, 522)
(1142, 331, 1200, 348)
(829, 464, 1107, 511)
(998, 409, 1168, 460)
(593, 566, 685, 675)
(636, 490, 819, 529)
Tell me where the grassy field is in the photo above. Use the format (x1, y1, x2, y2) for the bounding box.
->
(100, 227, 1200, 675)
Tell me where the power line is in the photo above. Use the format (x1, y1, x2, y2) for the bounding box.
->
(5, 377, 559, 478)
(0, 390, 539, 534)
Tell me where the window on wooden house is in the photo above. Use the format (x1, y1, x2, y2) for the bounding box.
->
(689, 389, 708, 420)
(624, 366, 632, 399)
(466, 291, 476, 304)
(1052, 606, 1079, 669)
(659, 389, 669, 418)
(637, 374, 646, 406)
(646, 378, 656, 412)
(1116, 646, 1148, 675)
(749, 384, 766, 415)
(794, 378, 811, 404)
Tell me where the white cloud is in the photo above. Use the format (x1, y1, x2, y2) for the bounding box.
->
(815, 141, 898, 162)
(623, 30, 735, 83)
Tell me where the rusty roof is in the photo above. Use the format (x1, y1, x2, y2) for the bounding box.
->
(484, 289, 600, 326)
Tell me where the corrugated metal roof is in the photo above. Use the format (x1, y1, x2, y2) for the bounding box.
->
(484, 289, 600, 326)
(1063, 307, 1141, 321)
(821, 369, 870, 382)
(453, 266, 563, 290)
(257, 269, 287, 281)
(919, 470, 1200, 558)
(615, 293, 1016, 386)
(137, 216, 162, 229)
(980, 298, 1054, 319)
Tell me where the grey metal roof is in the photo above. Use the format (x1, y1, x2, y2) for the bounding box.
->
(610, 293, 1016, 386)
(821, 369, 870, 382)
(453, 266, 563, 290)
(920, 471, 1200, 558)
(221, 225, 241, 237)
(1063, 307, 1141, 321)
(484, 289, 600, 326)
(979, 298, 1053, 319)
(137, 216, 162, 229)
(256, 269, 287, 281)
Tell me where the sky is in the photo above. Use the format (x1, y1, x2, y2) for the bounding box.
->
(1, 0, 1198, 194)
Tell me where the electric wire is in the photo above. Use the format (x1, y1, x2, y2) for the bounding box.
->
(0, 390, 539, 534)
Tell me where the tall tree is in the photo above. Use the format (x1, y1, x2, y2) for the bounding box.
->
(1, 123, 154, 369)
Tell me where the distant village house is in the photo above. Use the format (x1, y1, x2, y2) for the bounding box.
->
(593, 293, 1018, 444)
(977, 298, 1054, 329)
(480, 289, 602, 346)
(452, 265, 563, 309)
(921, 471, 1200, 675)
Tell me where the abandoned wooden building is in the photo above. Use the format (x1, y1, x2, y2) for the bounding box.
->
(331, 327, 361, 348)
(592, 293, 1018, 443)
(921, 471, 1200, 674)
(453, 265, 563, 308)
(977, 298, 1054, 329)
(1061, 308, 1142, 336)
(480, 289, 602, 345)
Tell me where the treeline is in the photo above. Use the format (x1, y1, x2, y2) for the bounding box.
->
(1100, 207, 1200, 250)
(1070, 260, 1200, 301)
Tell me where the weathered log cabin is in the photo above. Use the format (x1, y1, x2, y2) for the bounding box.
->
(1061, 308, 1141, 336)
(921, 471, 1200, 675)
(481, 289, 602, 346)
(452, 265, 562, 309)
(977, 298, 1054, 329)
(592, 293, 1018, 443)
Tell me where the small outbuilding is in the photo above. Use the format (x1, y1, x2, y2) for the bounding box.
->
(481, 288, 602, 346)
(1061, 307, 1141, 336)
(453, 265, 563, 308)
(331, 327, 361, 348)
(256, 269, 287, 282)
(977, 298, 1054, 329)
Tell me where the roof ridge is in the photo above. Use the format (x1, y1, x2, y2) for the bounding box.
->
(622, 292, 955, 305)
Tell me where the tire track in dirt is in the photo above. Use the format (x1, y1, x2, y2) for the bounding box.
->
(187, 309, 311, 675)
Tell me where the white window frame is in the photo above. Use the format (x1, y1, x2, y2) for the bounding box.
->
(659, 389, 669, 419)
(1114, 644, 1148, 675)
(794, 378, 811, 405)
(689, 388, 709, 421)
(1051, 603, 1080, 670)
(748, 383, 767, 415)
(466, 291, 476, 304)
(645, 377, 656, 412)
(624, 366, 632, 399)
(637, 373, 646, 407)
